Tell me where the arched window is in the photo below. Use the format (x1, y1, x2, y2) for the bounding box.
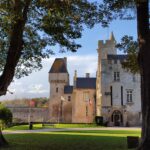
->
(56, 87, 58, 93)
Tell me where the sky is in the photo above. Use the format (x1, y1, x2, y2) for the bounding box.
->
(0, 19, 137, 101)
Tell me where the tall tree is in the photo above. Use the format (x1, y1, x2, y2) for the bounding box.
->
(0, 0, 106, 146)
(116, 36, 139, 74)
(100, 0, 149, 149)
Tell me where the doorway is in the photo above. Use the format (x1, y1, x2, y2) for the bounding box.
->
(111, 110, 123, 126)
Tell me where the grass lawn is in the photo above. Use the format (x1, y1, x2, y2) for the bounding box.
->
(4, 124, 43, 131)
(4, 123, 102, 131)
(46, 123, 103, 128)
(2, 129, 141, 150)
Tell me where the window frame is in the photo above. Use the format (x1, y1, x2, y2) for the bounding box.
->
(114, 72, 120, 81)
(126, 89, 133, 103)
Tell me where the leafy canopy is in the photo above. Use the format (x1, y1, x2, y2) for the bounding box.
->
(0, 0, 107, 78)
(116, 36, 139, 74)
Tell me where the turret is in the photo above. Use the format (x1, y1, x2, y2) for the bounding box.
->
(97, 32, 117, 59)
(110, 32, 115, 42)
(49, 57, 69, 99)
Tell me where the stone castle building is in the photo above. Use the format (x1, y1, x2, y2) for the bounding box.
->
(49, 33, 142, 126)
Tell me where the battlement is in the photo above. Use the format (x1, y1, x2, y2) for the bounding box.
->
(98, 32, 116, 48)
(98, 32, 117, 56)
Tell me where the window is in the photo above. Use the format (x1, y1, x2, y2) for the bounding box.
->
(68, 96, 71, 101)
(127, 90, 133, 103)
(114, 60, 117, 64)
(108, 60, 112, 64)
(83, 92, 89, 102)
(133, 75, 136, 82)
(86, 106, 88, 116)
(56, 87, 58, 93)
(114, 72, 120, 81)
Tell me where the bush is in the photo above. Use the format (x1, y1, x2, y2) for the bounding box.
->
(0, 104, 12, 129)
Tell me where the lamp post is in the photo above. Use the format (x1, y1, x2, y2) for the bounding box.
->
(28, 100, 35, 130)
(59, 96, 66, 123)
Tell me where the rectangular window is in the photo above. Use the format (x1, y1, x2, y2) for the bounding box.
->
(86, 106, 88, 116)
(108, 60, 112, 64)
(114, 60, 117, 64)
(114, 72, 120, 81)
(83, 92, 89, 102)
(121, 86, 123, 106)
(110, 86, 113, 106)
(56, 87, 58, 93)
(68, 96, 71, 101)
(127, 90, 133, 103)
(133, 75, 136, 82)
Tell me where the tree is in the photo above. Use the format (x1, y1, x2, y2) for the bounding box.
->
(0, 0, 107, 147)
(0, 104, 12, 130)
(116, 35, 139, 74)
(100, 0, 149, 149)
(0, 104, 12, 146)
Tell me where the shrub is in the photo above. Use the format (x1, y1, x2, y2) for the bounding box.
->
(0, 104, 12, 129)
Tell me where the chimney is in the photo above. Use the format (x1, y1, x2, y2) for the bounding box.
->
(86, 73, 90, 78)
(74, 70, 77, 87)
(64, 57, 67, 68)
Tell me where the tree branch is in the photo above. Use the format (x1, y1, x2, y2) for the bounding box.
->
(0, 0, 31, 96)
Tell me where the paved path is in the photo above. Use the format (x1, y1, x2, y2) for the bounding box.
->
(3, 127, 141, 134)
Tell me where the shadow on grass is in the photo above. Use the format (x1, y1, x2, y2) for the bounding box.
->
(1, 132, 136, 150)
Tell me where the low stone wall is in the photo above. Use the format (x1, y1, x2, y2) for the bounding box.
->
(7, 107, 49, 123)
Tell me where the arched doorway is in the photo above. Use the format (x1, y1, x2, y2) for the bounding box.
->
(111, 110, 123, 126)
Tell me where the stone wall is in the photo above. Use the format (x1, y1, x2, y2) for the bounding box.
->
(8, 107, 49, 123)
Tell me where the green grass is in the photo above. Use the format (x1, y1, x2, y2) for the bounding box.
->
(4, 124, 43, 131)
(2, 129, 141, 150)
(56, 129, 141, 137)
(4, 123, 102, 131)
(47, 123, 102, 128)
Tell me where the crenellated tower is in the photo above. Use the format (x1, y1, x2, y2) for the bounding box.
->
(98, 32, 116, 59)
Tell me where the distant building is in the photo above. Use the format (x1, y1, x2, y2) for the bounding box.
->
(48, 33, 142, 126)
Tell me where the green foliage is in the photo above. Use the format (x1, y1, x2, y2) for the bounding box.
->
(0, 0, 105, 78)
(116, 35, 140, 74)
(100, 0, 136, 21)
(0, 104, 12, 129)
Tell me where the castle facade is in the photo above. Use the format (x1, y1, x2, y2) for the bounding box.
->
(49, 33, 142, 126)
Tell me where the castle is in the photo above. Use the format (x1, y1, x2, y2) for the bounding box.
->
(49, 33, 142, 126)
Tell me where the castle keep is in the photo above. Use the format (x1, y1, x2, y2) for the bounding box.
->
(49, 33, 142, 126)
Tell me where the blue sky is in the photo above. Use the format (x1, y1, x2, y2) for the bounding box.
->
(0, 19, 137, 100)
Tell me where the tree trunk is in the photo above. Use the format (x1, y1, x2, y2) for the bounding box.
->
(0, 130, 8, 147)
(0, 0, 31, 96)
(0, 0, 31, 147)
(137, 0, 150, 149)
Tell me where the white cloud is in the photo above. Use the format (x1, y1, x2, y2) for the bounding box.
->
(0, 54, 97, 100)
(28, 84, 48, 94)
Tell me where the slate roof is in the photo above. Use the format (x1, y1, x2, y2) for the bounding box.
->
(64, 85, 73, 94)
(107, 54, 127, 60)
(76, 78, 96, 89)
(49, 58, 68, 73)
